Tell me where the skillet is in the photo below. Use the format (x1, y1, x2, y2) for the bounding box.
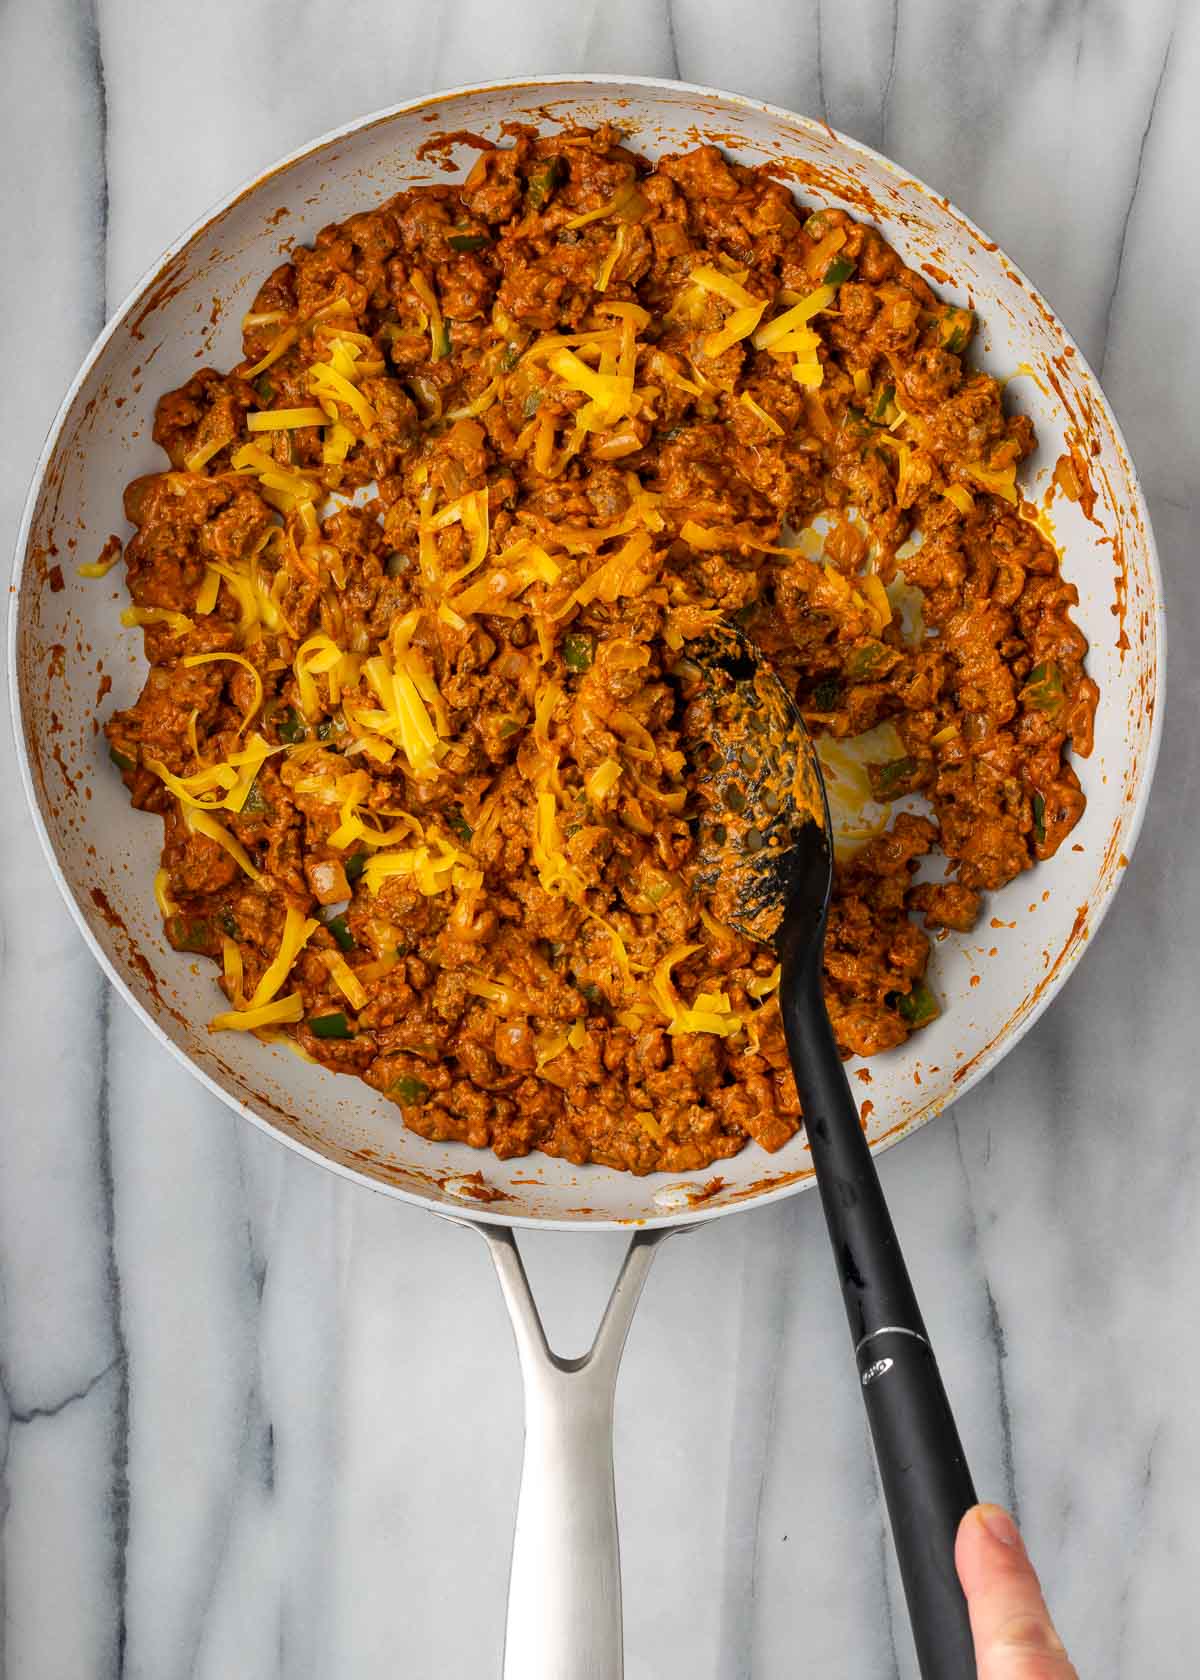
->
(9, 75, 1163, 1677)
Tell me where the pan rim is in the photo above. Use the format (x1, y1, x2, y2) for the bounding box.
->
(8, 72, 1166, 1231)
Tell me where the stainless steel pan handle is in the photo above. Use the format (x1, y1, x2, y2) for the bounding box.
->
(473, 1225, 674, 1679)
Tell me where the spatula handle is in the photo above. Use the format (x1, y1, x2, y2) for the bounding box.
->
(781, 947, 978, 1680)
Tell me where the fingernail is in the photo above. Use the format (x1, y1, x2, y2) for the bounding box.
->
(977, 1504, 1021, 1547)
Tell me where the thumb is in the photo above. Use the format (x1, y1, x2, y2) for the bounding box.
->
(955, 1505, 1078, 1680)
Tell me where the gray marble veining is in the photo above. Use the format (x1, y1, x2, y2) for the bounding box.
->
(2, 2, 1198, 1675)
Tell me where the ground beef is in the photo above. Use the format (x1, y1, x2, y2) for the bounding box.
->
(101, 126, 1096, 1174)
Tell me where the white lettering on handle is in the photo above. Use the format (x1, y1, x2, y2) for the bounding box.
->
(861, 1357, 894, 1387)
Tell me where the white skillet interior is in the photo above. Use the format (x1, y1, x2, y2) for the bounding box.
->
(10, 77, 1161, 1228)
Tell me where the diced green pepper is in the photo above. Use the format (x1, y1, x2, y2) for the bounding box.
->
(939, 306, 975, 355)
(447, 230, 489, 253)
(811, 675, 842, 712)
(526, 155, 565, 210)
(431, 319, 452, 362)
(344, 850, 367, 884)
(108, 745, 136, 772)
(522, 389, 543, 418)
(500, 345, 521, 372)
(823, 255, 856, 286)
(309, 1011, 353, 1039)
(575, 979, 604, 1006)
(1032, 793, 1047, 845)
(804, 209, 832, 238)
(385, 551, 410, 578)
(895, 980, 939, 1028)
(315, 713, 347, 742)
(241, 775, 269, 815)
(868, 383, 897, 425)
(868, 756, 918, 801)
(166, 914, 211, 954)
(254, 375, 275, 403)
(218, 906, 240, 938)
(845, 639, 898, 681)
(272, 705, 308, 744)
(643, 870, 673, 906)
(390, 1074, 430, 1104)
(448, 814, 474, 844)
(841, 408, 872, 439)
(1020, 661, 1065, 716)
(563, 632, 595, 673)
(325, 912, 355, 952)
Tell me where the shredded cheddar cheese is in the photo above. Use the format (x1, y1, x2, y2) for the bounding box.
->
(121, 605, 192, 636)
(195, 567, 221, 615)
(78, 548, 122, 579)
(148, 733, 278, 815)
(183, 805, 263, 885)
(209, 994, 304, 1033)
(181, 651, 263, 735)
(746, 964, 782, 1000)
(245, 906, 320, 1011)
(595, 226, 627, 293)
(309, 361, 376, 431)
(153, 869, 177, 919)
(858, 574, 893, 634)
(964, 461, 1019, 505)
(569, 531, 653, 608)
(941, 483, 977, 516)
(321, 949, 368, 1011)
(293, 634, 347, 720)
(246, 406, 328, 431)
(704, 302, 766, 360)
(184, 433, 234, 474)
(585, 758, 623, 802)
(352, 643, 449, 779)
(738, 391, 785, 435)
(531, 791, 587, 901)
(221, 935, 245, 1008)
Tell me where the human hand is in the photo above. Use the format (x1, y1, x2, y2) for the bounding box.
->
(956, 1504, 1078, 1679)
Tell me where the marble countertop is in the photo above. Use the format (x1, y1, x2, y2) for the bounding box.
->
(1, 2, 1197, 1674)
